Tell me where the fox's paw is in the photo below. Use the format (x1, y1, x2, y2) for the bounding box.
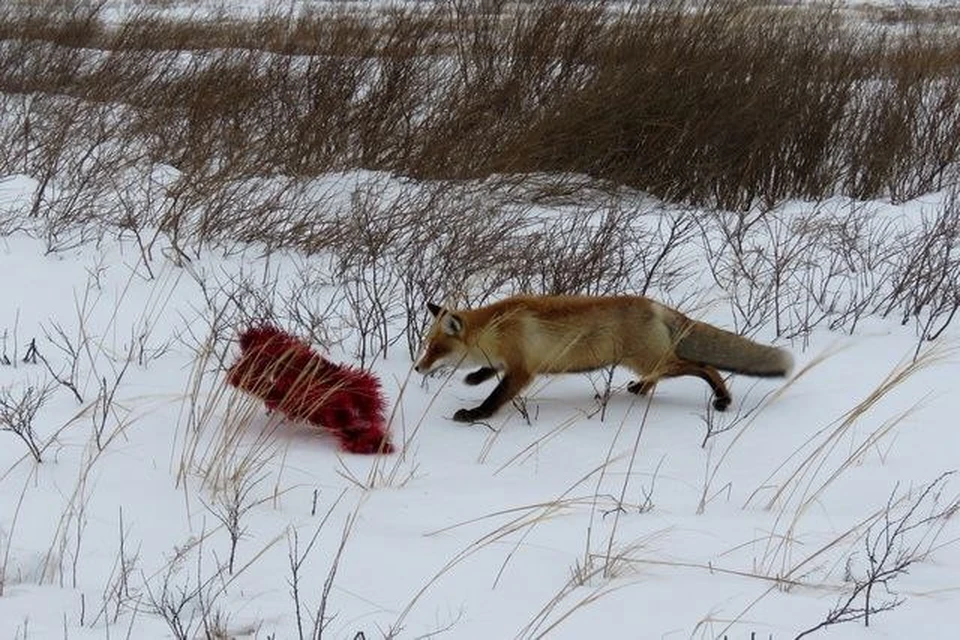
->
(712, 395, 731, 412)
(627, 379, 654, 395)
(453, 407, 490, 423)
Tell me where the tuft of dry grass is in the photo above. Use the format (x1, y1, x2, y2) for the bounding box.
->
(2, 0, 960, 212)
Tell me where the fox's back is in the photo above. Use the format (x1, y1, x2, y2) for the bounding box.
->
(482, 295, 670, 374)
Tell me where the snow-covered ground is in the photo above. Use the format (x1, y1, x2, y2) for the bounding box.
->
(2, 0, 960, 636)
(1, 164, 958, 639)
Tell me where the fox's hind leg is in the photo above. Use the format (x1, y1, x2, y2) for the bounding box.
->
(690, 362, 731, 410)
(624, 357, 664, 397)
(626, 378, 656, 396)
(626, 360, 731, 411)
(624, 358, 655, 396)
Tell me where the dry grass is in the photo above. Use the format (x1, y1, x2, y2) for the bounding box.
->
(3, 2, 959, 349)
(2, 1, 960, 212)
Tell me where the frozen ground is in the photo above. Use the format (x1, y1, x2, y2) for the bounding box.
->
(0, 168, 958, 639)
(1, 1, 960, 637)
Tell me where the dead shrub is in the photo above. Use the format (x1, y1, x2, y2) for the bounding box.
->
(4, 1, 960, 209)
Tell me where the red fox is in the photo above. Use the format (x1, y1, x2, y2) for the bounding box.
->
(414, 295, 792, 422)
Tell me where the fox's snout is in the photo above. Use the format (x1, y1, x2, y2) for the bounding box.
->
(413, 348, 442, 375)
(414, 341, 457, 376)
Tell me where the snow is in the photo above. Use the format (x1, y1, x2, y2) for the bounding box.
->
(2, 0, 960, 636)
(1, 165, 958, 639)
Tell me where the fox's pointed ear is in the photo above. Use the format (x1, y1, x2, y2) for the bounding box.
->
(441, 313, 463, 336)
(426, 301, 443, 318)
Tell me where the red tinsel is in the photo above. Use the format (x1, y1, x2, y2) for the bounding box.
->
(227, 325, 393, 454)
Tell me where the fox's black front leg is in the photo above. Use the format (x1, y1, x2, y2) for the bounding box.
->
(453, 371, 531, 423)
(464, 367, 497, 385)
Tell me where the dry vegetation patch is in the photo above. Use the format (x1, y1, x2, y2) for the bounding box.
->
(2, 0, 960, 210)
(1, 0, 959, 352)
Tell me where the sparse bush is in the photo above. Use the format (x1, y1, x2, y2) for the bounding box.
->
(2, 0, 960, 215)
(0, 380, 55, 463)
(796, 472, 960, 638)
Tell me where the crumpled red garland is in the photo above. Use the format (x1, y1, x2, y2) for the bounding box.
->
(227, 325, 393, 454)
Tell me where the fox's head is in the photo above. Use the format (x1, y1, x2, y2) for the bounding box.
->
(414, 302, 471, 375)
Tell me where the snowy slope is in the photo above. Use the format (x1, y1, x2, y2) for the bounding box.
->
(1, 167, 958, 639)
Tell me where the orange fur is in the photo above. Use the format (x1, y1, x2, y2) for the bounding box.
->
(414, 295, 792, 422)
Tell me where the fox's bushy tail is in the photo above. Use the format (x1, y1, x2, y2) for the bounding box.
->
(673, 319, 793, 377)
